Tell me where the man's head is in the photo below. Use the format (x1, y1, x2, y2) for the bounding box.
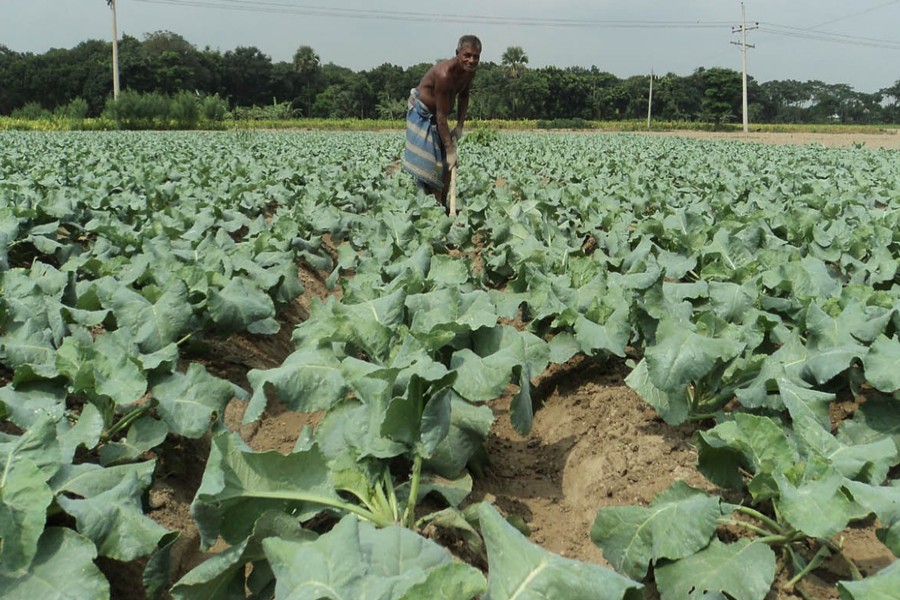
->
(457, 35, 482, 53)
(455, 35, 482, 72)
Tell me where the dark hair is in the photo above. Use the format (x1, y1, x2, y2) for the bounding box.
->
(457, 35, 482, 52)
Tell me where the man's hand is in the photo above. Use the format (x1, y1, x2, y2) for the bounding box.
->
(447, 145, 458, 170)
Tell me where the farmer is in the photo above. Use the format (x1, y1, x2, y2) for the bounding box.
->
(402, 35, 481, 211)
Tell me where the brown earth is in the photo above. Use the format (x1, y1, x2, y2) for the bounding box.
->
(136, 130, 897, 600)
(637, 128, 900, 149)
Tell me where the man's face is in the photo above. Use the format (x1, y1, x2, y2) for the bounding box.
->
(456, 45, 481, 72)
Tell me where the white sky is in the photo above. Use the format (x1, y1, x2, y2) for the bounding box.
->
(4, 0, 899, 93)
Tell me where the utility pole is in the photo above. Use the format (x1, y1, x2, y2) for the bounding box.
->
(647, 70, 654, 130)
(108, 0, 120, 99)
(731, 2, 757, 133)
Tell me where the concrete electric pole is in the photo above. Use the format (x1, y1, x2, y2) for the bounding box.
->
(108, 0, 120, 99)
(731, 2, 757, 133)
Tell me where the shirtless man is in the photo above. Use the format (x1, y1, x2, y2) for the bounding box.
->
(402, 35, 481, 209)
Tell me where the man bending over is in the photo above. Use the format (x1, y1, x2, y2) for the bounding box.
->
(402, 35, 481, 211)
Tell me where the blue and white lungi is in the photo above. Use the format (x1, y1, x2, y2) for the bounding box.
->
(402, 88, 446, 190)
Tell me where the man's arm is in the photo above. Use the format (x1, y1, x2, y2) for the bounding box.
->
(433, 70, 457, 168)
(453, 85, 471, 139)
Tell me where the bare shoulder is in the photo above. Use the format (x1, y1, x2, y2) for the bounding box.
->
(431, 59, 456, 83)
(418, 59, 446, 88)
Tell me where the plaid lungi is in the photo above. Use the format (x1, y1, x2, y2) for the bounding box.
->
(401, 88, 446, 190)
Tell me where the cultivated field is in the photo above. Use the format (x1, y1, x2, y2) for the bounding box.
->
(1, 129, 898, 600)
(641, 129, 900, 149)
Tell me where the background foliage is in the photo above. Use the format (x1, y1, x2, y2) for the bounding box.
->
(1, 32, 899, 125)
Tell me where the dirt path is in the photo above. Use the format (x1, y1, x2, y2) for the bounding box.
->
(637, 129, 900, 149)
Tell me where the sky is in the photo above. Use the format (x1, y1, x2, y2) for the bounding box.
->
(4, 0, 900, 93)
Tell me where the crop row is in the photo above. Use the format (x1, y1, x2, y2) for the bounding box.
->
(1, 130, 898, 599)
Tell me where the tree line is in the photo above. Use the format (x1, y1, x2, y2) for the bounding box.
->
(2, 32, 899, 125)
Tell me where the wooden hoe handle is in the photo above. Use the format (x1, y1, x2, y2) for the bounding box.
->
(448, 165, 458, 217)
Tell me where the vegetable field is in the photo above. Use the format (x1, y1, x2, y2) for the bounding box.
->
(1, 129, 899, 600)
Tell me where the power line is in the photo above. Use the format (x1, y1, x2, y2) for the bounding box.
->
(133, 0, 734, 29)
(131, 0, 900, 50)
(809, 0, 900, 30)
(757, 23, 900, 50)
(757, 0, 900, 50)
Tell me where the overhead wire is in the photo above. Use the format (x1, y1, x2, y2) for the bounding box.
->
(808, 0, 900, 30)
(755, 0, 900, 50)
(132, 0, 900, 50)
(133, 0, 734, 29)
(757, 23, 900, 50)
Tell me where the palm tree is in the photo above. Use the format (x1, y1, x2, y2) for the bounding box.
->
(501, 46, 529, 79)
(293, 46, 320, 116)
(292, 45, 320, 78)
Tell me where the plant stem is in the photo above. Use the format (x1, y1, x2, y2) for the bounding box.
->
(719, 517, 776, 538)
(341, 487, 382, 517)
(403, 375, 426, 530)
(333, 500, 393, 528)
(758, 533, 798, 545)
(784, 545, 830, 590)
(821, 538, 863, 580)
(372, 481, 395, 523)
(405, 453, 423, 529)
(688, 412, 719, 422)
(732, 505, 784, 535)
(101, 404, 152, 440)
(383, 466, 400, 522)
(688, 383, 700, 414)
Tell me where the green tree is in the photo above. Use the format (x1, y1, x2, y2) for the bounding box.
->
(375, 91, 406, 119)
(141, 31, 211, 94)
(270, 62, 300, 108)
(142, 30, 194, 57)
(583, 68, 620, 120)
(598, 84, 629, 120)
(621, 75, 653, 120)
(652, 72, 702, 121)
(698, 67, 742, 128)
(220, 46, 273, 106)
(809, 82, 881, 124)
(292, 45, 320, 78)
(16, 41, 112, 115)
(311, 84, 357, 118)
(880, 79, 900, 123)
(365, 62, 416, 111)
(758, 79, 812, 123)
(73, 39, 122, 115)
(508, 70, 550, 119)
(469, 62, 508, 119)
(310, 64, 362, 117)
(540, 67, 595, 119)
(501, 46, 529, 79)
(0, 45, 24, 114)
(292, 45, 321, 117)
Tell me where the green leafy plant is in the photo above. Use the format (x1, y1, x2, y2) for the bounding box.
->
(593, 400, 900, 598)
(2, 129, 898, 598)
(460, 126, 501, 146)
(10, 101, 51, 120)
